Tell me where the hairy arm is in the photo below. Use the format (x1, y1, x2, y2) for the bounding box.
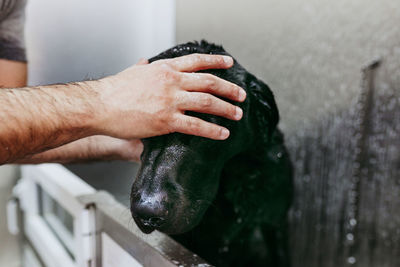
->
(0, 59, 143, 164)
(0, 81, 100, 164)
(0, 54, 245, 165)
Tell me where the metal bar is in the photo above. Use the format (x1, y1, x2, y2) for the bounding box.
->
(17, 164, 210, 266)
(24, 214, 75, 267)
(346, 59, 381, 265)
(78, 192, 211, 267)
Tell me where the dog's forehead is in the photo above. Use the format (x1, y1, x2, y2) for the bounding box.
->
(149, 41, 249, 91)
(142, 131, 221, 152)
(171, 45, 200, 54)
(149, 41, 229, 62)
(143, 40, 277, 150)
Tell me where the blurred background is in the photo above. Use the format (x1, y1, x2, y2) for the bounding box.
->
(1, 0, 399, 266)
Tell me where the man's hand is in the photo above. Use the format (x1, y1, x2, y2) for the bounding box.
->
(96, 54, 246, 140)
(0, 54, 245, 164)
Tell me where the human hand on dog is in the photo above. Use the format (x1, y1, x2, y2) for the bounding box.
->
(96, 54, 246, 140)
(0, 54, 242, 164)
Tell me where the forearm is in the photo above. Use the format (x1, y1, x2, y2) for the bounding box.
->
(0, 81, 102, 164)
(16, 136, 143, 164)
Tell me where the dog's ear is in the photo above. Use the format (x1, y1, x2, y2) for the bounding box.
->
(246, 73, 280, 140)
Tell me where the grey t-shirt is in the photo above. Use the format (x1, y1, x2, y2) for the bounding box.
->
(0, 0, 27, 62)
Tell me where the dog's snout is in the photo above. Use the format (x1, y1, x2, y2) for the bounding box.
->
(130, 194, 170, 233)
(132, 203, 167, 226)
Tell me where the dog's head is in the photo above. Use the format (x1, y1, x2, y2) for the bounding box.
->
(130, 41, 279, 234)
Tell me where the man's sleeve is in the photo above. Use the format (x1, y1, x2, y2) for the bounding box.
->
(0, 0, 27, 62)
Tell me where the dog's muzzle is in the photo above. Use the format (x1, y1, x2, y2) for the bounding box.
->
(130, 193, 170, 234)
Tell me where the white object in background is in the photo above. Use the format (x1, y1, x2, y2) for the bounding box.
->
(23, 245, 44, 267)
(102, 233, 142, 267)
(17, 164, 97, 267)
(25, 0, 176, 86)
(79, 206, 97, 265)
(12, 164, 208, 266)
(25, 216, 75, 267)
(6, 197, 19, 235)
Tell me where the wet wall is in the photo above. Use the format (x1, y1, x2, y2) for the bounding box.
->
(176, 1, 400, 266)
(286, 54, 400, 266)
(176, 0, 399, 135)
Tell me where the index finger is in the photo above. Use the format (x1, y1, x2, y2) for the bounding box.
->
(168, 53, 234, 72)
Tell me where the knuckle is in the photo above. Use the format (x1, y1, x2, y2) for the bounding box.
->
(228, 104, 236, 116)
(216, 55, 225, 65)
(166, 114, 178, 133)
(156, 61, 170, 69)
(191, 53, 202, 61)
(200, 95, 213, 108)
(185, 119, 193, 129)
(205, 76, 216, 88)
(155, 111, 169, 129)
(232, 85, 241, 97)
(189, 120, 201, 132)
(189, 53, 205, 64)
(161, 111, 180, 133)
(207, 126, 219, 139)
(160, 69, 179, 83)
(169, 71, 180, 82)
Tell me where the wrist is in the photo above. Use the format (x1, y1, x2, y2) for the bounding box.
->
(80, 78, 111, 137)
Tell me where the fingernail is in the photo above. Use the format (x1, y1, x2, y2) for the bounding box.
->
(234, 107, 243, 120)
(222, 56, 233, 65)
(220, 128, 230, 139)
(238, 89, 246, 101)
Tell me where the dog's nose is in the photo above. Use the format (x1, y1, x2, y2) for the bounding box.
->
(130, 197, 169, 232)
(133, 203, 166, 227)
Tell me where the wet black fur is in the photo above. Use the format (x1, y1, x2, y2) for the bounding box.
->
(130, 41, 293, 266)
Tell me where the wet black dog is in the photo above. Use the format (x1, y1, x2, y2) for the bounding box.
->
(130, 41, 293, 266)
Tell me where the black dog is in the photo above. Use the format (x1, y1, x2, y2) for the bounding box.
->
(130, 41, 293, 266)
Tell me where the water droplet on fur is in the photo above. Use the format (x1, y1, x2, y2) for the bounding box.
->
(346, 233, 354, 241)
(347, 257, 356, 264)
(349, 219, 357, 226)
